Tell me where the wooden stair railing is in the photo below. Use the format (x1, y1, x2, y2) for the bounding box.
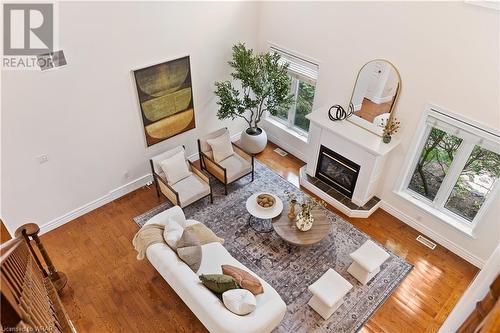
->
(1, 223, 75, 332)
(15, 223, 68, 294)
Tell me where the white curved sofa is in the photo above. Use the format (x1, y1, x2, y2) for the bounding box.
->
(144, 206, 286, 333)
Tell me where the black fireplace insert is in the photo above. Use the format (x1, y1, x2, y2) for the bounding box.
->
(315, 145, 360, 198)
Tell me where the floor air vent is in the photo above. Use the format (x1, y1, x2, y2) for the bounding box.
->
(416, 235, 437, 250)
(274, 147, 288, 156)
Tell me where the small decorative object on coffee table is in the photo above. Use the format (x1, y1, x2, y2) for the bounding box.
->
(295, 196, 326, 232)
(272, 197, 331, 252)
(246, 193, 283, 233)
(296, 211, 314, 231)
(256, 193, 276, 209)
(284, 190, 298, 220)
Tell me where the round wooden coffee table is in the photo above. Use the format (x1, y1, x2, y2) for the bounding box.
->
(272, 202, 332, 248)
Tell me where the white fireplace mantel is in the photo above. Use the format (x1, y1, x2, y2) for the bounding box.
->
(306, 109, 401, 156)
(301, 108, 401, 217)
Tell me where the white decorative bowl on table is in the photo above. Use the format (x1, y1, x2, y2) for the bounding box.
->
(256, 193, 276, 210)
(246, 193, 283, 220)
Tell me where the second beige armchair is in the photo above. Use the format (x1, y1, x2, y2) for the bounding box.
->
(150, 146, 212, 208)
(198, 128, 254, 195)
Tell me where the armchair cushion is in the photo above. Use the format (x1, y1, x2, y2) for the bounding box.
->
(171, 174, 210, 207)
(159, 149, 191, 185)
(206, 131, 234, 163)
(219, 154, 252, 183)
(151, 146, 186, 174)
(199, 128, 229, 154)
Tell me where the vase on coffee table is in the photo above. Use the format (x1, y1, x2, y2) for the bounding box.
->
(295, 211, 314, 232)
(272, 203, 331, 253)
(287, 200, 297, 220)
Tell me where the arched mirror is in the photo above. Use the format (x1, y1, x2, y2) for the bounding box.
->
(347, 59, 401, 136)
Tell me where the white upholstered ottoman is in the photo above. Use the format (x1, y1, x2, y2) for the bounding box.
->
(347, 240, 390, 285)
(307, 268, 353, 320)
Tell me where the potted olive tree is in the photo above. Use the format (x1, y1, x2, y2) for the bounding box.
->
(214, 43, 293, 154)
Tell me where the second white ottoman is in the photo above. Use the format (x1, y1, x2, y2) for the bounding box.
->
(347, 240, 390, 285)
(307, 268, 353, 320)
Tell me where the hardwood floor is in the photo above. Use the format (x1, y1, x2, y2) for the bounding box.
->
(40, 142, 477, 333)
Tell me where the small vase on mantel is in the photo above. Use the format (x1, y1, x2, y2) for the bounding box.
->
(382, 134, 392, 144)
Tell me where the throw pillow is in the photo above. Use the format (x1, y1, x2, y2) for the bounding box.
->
(163, 218, 184, 250)
(199, 274, 239, 294)
(175, 228, 201, 272)
(177, 245, 202, 272)
(206, 131, 234, 163)
(177, 223, 224, 249)
(159, 150, 191, 185)
(222, 265, 264, 295)
(222, 289, 257, 315)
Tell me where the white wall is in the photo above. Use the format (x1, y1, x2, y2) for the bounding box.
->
(439, 244, 500, 332)
(258, 1, 499, 265)
(1, 1, 259, 235)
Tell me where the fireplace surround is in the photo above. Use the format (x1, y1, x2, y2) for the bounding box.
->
(299, 108, 401, 218)
(315, 145, 360, 198)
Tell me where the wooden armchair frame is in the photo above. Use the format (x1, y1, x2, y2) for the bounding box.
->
(198, 140, 255, 195)
(150, 148, 213, 208)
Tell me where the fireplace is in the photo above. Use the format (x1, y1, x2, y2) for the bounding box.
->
(315, 145, 360, 198)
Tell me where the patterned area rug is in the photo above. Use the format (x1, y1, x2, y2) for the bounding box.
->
(134, 161, 412, 333)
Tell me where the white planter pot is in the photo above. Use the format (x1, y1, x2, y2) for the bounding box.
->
(240, 128, 268, 154)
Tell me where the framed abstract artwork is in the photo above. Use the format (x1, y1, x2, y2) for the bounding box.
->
(133, 56, 196, 146)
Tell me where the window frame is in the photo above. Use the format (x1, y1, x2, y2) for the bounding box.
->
(395, 104, 500, 237)
(272, 75, 315, 137)
(268, 46, 318, 137)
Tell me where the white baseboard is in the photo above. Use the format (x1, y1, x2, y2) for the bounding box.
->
(380, 201, 485, 268)
(266, 132, 307, 162)
(39, 174, 153, 235)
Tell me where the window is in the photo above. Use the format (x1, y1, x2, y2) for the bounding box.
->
(270, 47, 318, 134)
(398, 106, 500, 235)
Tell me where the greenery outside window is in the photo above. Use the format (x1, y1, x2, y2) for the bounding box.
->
(270, 47, 318, 135)
(398, 106, 500, 236)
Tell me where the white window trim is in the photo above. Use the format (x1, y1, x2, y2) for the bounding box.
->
(394, 104, 500, 238)
(267, 45, 319, 137)
(270, 76, 312, 137)
(465, 1, 500, 11)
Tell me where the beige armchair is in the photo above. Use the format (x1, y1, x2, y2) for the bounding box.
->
(150, 146, 212, 208)
(197, 128, 254, 195)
